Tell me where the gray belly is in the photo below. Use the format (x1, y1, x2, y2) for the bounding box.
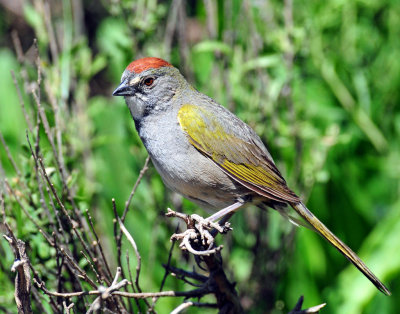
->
(138, 114, 247, 210)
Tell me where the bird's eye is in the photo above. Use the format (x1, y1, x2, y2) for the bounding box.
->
(144, 77, 154, 86)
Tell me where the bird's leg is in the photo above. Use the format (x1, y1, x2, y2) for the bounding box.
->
(189, 198, 249, 246)
(205, 200, 245, 222)
(166, 198, 249, 251)
(204, 195, 251, 224)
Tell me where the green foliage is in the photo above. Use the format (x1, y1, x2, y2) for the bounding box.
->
(0, 0, 399, 313)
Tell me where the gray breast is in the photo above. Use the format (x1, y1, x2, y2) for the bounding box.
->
(137, 109, 248, 210)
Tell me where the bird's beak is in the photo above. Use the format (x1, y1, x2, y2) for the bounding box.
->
(112, 79, 135, 96)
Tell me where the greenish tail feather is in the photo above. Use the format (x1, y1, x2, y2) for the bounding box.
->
(291, 202, 391, 296)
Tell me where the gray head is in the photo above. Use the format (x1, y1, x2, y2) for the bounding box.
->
(113, 57, 187, 121)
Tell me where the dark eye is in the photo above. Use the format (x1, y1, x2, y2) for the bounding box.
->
(144, 77, 154, 86)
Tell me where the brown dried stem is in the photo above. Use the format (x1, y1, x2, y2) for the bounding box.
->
(3, 228, 33, 314)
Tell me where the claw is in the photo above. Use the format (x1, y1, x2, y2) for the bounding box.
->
(166, 209, 232, 256)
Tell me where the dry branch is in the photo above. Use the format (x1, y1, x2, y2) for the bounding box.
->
(3, 226, 33, 314)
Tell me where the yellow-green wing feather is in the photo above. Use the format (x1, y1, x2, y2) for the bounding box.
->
(178, 104, 300, 203)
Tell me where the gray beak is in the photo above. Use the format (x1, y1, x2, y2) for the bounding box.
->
(112, 79, 135, 96)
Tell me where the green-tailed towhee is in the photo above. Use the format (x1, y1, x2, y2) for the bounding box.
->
(113, 57, 390, 295)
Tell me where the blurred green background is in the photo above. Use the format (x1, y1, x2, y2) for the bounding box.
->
(0, 0, 399, 313)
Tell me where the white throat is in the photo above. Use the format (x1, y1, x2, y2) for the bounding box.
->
(125, 96, 147, 120)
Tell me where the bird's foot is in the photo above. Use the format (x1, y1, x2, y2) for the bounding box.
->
(190, 214, 231, 245)
(166, 209, 231, 255)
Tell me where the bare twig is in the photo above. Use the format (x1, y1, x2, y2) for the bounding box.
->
(113, 287, 212, 299)
(30, 286, 50, 314)
(10, 30, 31, 101)
(160, 226, 178, 290)
(11, 30, 25, 63)
(283, 0, 303, 185)
(27, 258, 59, 312)
(42, 0, 59, 62)
(27, 136, 95, 265)
(35, 265, 210, 301)
(59, 247, 97, 288)
(31, 90, 69, 192)
(81, 250, 102, 284)
(63, 301, 75, 314)
(30, 89, 86, 231)
(86, 209, 113, 284)
(171, 301, 193, 314)
(35, 284, 209, 299)
(170, 301, 219, 314)
(203, 0, 217, 39)
(112, 199, 139, 311)
(25, 127, 57, 231)
(121, 156, 150, 223)
(126, 251, 141, 311)
(118, 219, 142, 292)
(43, 67, 69, 200)
(118, 218, 142, 292)
(1, 191, 5, 223)
(0, 130, 23, 182)
(86, 267, 128, 313)
(288, 296, 326, 314)
(164, 0, 182, 59)
(164, 265, 207, 287)
(4, 179, 54, 246)
(117, 216, 151, 309)
(3, 231, 33, 314)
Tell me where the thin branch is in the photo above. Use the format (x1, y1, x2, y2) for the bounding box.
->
(11, 30, 24, 63)
(118, 219, 141, 293)
(81, 250, 101, 284)
(27, 135, 95, 264)
(171, 301, 193, 314)
(111, 199, 135, 311)
(164, 0, 182, 59)
(34, 285, 209, 299)
(27, 128, 56, 230)
(118, 217, 151, 308)
(86, 267, 128, 313)
(31, 88, 85, 229)
(4, 179, 54, 246)
(63, 301, 75, 314)
(288, 295, 326, 314)
(113, 288, 210, 299)
(164, 265, 207, 286)
(126, 251, 140, 311)
(42, 0, 59, 62)
(35, 265, 211, 304)
(31, 286, 51, 314)
(121, 156, 150, 223)
(160, 226, 178, 291)
(59, 247, 97, 289)
(1, 191, 6, 223)
(0, 130, 23, 181)
(86, 209, 113, 284)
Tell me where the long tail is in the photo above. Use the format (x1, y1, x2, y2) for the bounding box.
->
(291, 202, 391, 296)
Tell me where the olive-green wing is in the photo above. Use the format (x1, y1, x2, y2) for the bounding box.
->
(178, 104, 300, 203)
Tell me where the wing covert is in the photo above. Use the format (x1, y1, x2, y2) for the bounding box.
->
(177, 104, 300, 203)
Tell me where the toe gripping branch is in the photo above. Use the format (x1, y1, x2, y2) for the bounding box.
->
(166, 208, 232, 256)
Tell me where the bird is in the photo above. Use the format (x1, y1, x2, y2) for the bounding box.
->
(112, 57, 390, 296)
